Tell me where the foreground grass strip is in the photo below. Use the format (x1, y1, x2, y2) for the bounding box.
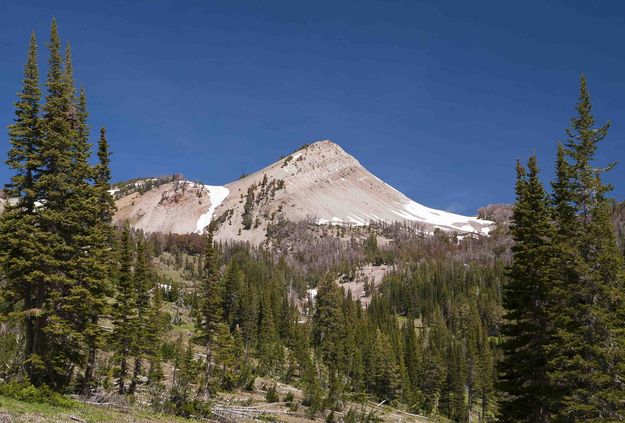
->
(0, 395, 198, 423)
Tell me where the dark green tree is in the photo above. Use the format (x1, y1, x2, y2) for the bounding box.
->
(547, 76, 625, 422)
(369, 329, 401, 402)
(129, 238, 151, 395)
(32, 19, 86, 389)
(257, 289, 283, 375)
(174, 341, 197, 400)
(498, 156, 555, 423)
(312, 277, 346, 371)
(80, 126, 115, 394)
(213, 323, 244, 390)
(222, 260, 243, 331)
(196, 225, 223, 394)
(146, 287, 166, 387)
(0, 30, 44, 385)
(112, 227, 136, 394)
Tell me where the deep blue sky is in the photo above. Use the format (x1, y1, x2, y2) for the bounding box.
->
(1, 1, 624, 214)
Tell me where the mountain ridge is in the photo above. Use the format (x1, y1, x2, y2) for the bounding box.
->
(113, 140, 493, 243)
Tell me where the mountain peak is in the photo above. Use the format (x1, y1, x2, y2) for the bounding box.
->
(295, 139, 352, 159)
(113, 139, 492, 242)
(283, 140, 361, 175)
(308, 138, 335, 147)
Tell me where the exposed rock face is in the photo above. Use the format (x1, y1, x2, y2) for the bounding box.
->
(114, 181, 215, 234)
(113, 140, 493, 243)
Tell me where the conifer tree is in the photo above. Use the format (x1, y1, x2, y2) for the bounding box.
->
(240, 280, 258, 351)
(1, 20, 112, 390)
(213, 323, 243, 390)
(303, 358, 324, 417)
(312, 276, 346, 371)
(80, 126, 115, 394)
(402, 320, 420, 401)
(95, 128, 114, 217)
(112, 227, 136, 394)
(174, 341, 197, 400)
(369, 329, 401, 402)
(499, 156, 555, 423)
(0, 30, 44, 385)
(146, 287, 166, 386)
(222, 260, 243, 331)
(4, 31, 41, 206)
(34, 19, 87, 388)
(257, 290, 282, 375)
(197, 224, 223, 394)
(547, 76, 625, 422)
(129, 238, 151, 395)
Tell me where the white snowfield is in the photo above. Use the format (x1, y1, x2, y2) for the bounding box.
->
(195, 185, 229, 233)
(392, 200, 491, 234)
(113, 139, 493, 242)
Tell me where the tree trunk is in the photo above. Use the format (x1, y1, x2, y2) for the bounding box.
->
(118, 355, 127, 394)
(82, 341, 96, 395)
(128, 357, 142, 395)
(203, 341, 212, 395)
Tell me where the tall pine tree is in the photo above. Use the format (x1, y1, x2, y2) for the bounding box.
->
(547, 76, 625, 422)
(129, 237, 151, 395)
(82, 127, 116, 393)
(112, 227, 136, 394)
(196, 224, 223, 395)
(0, 30, 44, 385)
(499, 157, 555, 423)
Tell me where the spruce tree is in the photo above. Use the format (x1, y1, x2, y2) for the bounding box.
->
(257, 290, 282, 375)
(197, 224, 223, 394)
(129, 238, 151, 395)
(173, 341, 197, 401)
(547, 76, 625, 422)
(499, 157, 555, 423)
(33, 19, 85, 388)
(0, 30, 44, 385)
(79, 126, 115, 394)
(222, 260, 243, 331)
(369, 329, 401, 402)
(303, 358, 324, 417)
(213, 323, 243, 390)
(146, 287, 166, 386)
(402, 320, 420, 403)
(112, 227, 136, 394)
(4, 31, 41, 206)
(312, 276, 346, 371)
(1, 20, 112, 390)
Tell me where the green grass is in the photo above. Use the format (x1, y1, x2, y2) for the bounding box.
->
(0, 395, 192, 423)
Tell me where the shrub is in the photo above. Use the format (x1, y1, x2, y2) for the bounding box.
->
(265, 383, 279, 403)
(238, 364, 255, 392)
(0, 321, 21, 380)
(0, 382, 73, 407)
(165, 387, 212, 418)
(284, 391, 294, 403)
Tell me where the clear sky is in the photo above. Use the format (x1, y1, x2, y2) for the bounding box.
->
(1, 1, 624, 215)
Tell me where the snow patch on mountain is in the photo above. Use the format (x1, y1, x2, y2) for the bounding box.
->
(389, 200, 487, 234)
(195, 185, 230, 234)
